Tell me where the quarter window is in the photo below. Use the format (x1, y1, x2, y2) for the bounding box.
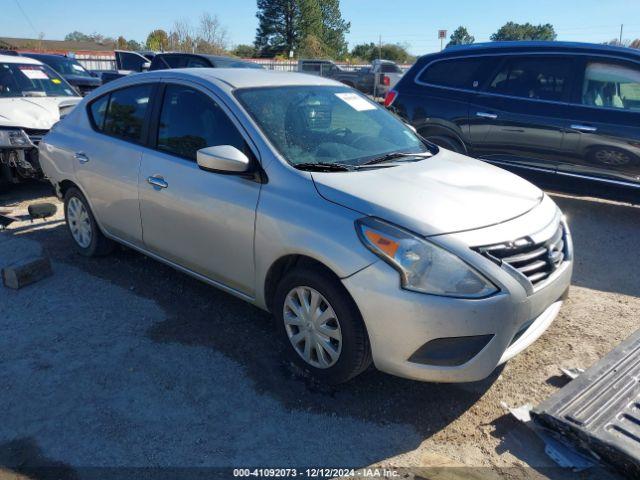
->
(417, 57, 499, 89)
(102, 84, 153, 143)
(89, 94, 109, 131)
(156, 85, 245, 160)
(582, 61, 640, 111)
(487, 57, 571, 102)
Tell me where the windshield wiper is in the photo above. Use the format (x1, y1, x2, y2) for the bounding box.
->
(361, 151, 432, 166)
(294, 162, 356, 172)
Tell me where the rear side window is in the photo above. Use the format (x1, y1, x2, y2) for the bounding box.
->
(417, 57, 497, 89)
(582, 61, 640, 111)
(380, 64, 401, 73)
(186, 57, 210, 68)
(102, 84, 153, 143)
(487, 57, 571, 102)
(156, 84, 245, 160)
(89, 94, 109, 130)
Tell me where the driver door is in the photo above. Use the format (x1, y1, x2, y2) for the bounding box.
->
(139, 82, 262, 296)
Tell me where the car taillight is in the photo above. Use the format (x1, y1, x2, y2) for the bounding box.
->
(384, 89, 398, 108)
(382, 74, 390, 86)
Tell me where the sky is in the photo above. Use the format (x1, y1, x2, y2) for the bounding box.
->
(2, 0, 640, 55)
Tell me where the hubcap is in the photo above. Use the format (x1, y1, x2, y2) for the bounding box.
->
(67, 196, 92, 248)
(283, 286, 342, 369)
(595, 149, 629, 166)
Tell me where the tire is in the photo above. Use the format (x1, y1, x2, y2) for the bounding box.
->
(273, 267, 372, 384)
(63, 187, 114, 257)
(426, 135, 464, 154)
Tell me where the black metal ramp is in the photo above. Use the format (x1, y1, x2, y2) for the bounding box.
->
(532, 328, 640, 478)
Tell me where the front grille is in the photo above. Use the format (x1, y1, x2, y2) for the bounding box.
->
(22, 128, 49, 146)
(476, 223, 566, 287)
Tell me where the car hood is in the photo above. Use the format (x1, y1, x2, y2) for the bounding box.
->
(63, 74, 101, 87)
(312, 149, 544, 236)
(0, 96, 81, 130)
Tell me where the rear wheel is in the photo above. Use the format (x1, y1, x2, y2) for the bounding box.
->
(273, 267, 372, 384)
(64, 187, 114, 257)
(426, 135, 464, 154)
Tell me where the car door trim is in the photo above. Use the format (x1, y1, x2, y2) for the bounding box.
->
(103, 233, 256, 303)
(484, 158, 640, 188)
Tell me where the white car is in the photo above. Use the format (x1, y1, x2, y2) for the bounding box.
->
(0, 54, 81, 189)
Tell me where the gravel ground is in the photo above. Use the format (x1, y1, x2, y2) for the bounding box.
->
(0, 183, 638, 479)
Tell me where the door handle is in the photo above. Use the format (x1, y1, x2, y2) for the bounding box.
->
(476, 112, 498, 120)
(147, 175, 168, 189)
(570, 124, 597, 133)
(74, 152, 90, 163)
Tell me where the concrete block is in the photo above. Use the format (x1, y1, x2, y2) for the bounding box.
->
(2, 255, 53, 289)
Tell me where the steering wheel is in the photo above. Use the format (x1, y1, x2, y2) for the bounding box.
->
(330, 127, 352, 138)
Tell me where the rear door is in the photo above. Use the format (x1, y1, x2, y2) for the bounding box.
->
(469, 55, 575, 171)
(559, 57, 640, 186)
(138, 81, 261, 295)
(78, 83, 156, 246)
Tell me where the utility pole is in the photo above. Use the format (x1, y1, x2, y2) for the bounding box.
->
(378, 34, 382, 60)
(619, 24, 624, 45)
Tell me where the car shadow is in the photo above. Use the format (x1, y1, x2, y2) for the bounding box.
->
(15, 220, 496, 446)
(0, 182, 55, 210)
(550, 194, 640, 298)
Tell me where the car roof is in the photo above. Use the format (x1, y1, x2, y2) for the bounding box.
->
(22, 53, 71, 61)
(431, 41, 640, 59)
(0, 53, 42, 64)
(148, 68, 343, 89)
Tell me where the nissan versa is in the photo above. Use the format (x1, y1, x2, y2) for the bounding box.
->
(39, 69, 573, 384)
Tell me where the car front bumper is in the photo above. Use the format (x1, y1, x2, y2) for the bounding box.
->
(342, 241, 573, 383)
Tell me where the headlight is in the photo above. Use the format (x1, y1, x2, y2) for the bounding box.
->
(356, 217, 498, 298)
(0, 128, 30, 147)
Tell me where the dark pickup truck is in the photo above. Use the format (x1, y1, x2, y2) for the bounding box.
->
(298, 59, 404, 96)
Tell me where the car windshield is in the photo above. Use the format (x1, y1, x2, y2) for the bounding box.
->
(0, 62, 77, 97)
(43, 57, 93, 77)
(235, 85, 428, 167)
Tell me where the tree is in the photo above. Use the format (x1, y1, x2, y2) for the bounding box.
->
(631, 39, 640, 49)
(350, 42, 376, 61)
(254, 0, 298, 57)
(490, 22, 556, 41)
(447, 26, 474, 48)
(197, 13, 228, 54)
(116, 36, 128, 50)
(254, 0, 350, 58)
(146, 29, 169, 51)
(65, 31, 91, 42)
(232, 44, 257, 57)
(126, 39, 142, 51)
(349, 42, 413, 63)
(318, 0, 350, 58)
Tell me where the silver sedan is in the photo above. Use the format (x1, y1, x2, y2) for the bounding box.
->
(39, 68, 573, 383)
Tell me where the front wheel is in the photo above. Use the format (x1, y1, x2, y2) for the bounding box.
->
(273, 267, 372, 384)
(64, 187, 114, 257)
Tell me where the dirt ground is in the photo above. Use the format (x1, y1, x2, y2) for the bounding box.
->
(0, 182, 638, 480)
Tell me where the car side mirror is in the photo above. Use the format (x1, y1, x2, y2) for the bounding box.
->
(196, 145, 250, 173)
(141, 62, 151, 72)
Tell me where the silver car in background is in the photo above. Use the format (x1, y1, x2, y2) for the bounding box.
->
(39, 69, 573, 384)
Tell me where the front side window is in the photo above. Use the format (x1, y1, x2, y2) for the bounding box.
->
(487, 57, 571, 102)
(117, 52, 147, 72)
(102, 84, 153, 142)
(0, 62, 77, 97)
(582, 61, 640, 111)
(236, 85, 427, 167)
(156, 85, 245, 160)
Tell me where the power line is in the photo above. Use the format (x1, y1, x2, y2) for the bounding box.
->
(14, 0, 39, 37)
